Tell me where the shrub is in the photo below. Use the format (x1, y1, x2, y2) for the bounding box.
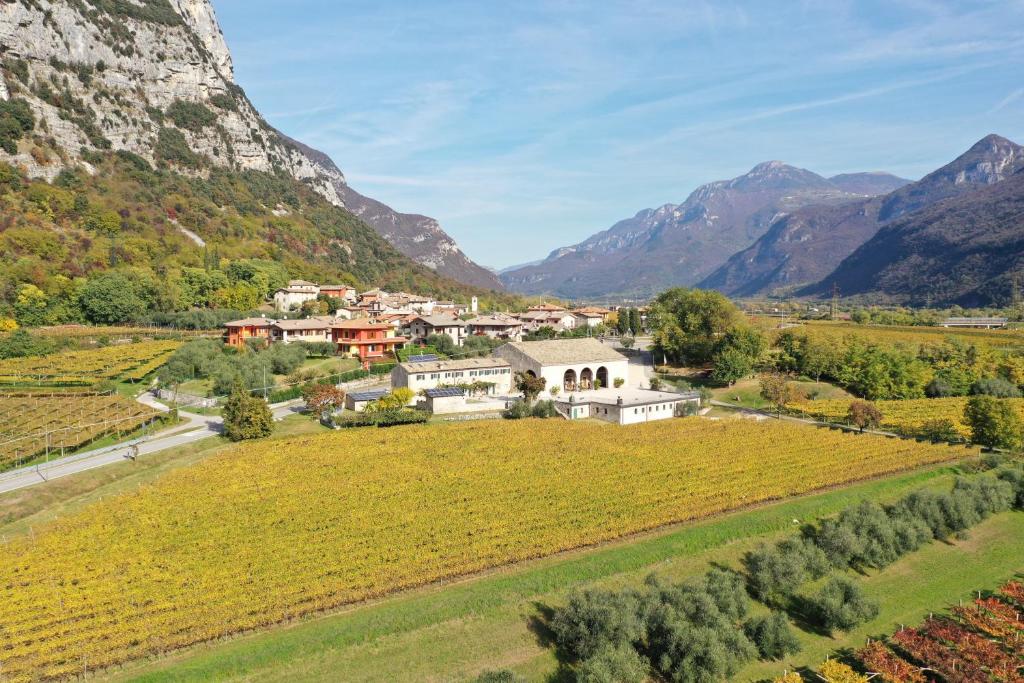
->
(165, 99, 217, 131)
(917, 417, 961, 443)
(847, 400, 882, 432)
(970, 376, 1022, 398)
(550, 588, 645, 660)
(208, 93, 238, 111)
(819, 659, 869, 683)
(743, 612, 801, 660)
(813, 577, 879, 631)
(531, 399, 557, 418)
(744, 537, 829, 603)
(155, 126, 202, 168)
(575, 643, 648, 683)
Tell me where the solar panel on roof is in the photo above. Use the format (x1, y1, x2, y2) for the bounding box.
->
(425, 387, 465, 399)
(408, 354, 440, 363)
(348, 390, 387, 402)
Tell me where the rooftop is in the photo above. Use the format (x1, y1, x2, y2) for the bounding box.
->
(502, 338, 626, 365)
(348, 390, 388, 402)
(425, 387, 465, 399)
(466, 316, 522, 327)
(413, 315, 467, 327)
(224, 317, 275, 327)
(271, 317, 333, 330)
(331, 319, 392, 330)
(399, 357, 510, 373)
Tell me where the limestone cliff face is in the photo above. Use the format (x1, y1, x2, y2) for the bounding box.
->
(0, 0, 500, 290)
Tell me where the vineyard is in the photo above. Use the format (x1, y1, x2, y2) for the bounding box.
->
(0, 394, 159, 468)
(0, 340, 180, 386)
(0, 419, 972, 680)
(791, 396, 1024, 439)
(855, 579, 1023, 682)
(787, 321, 1024, 353)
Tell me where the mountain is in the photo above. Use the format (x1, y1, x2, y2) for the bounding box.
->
(802, 166, 1024, 307)
(700, 135, 1023, 297)
(0, 0, 500, 290)
(827, 172, 910, 196)
(500, 162, 890, 299)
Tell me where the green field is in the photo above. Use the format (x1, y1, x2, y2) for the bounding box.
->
(100, 463, 1024, 683)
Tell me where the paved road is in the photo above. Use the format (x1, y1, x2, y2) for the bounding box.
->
(0, 395, 305, 495)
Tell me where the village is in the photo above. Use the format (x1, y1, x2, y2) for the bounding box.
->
(221, 280, 701, 424)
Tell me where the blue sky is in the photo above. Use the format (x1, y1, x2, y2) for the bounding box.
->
(214, 1, 1024, 269)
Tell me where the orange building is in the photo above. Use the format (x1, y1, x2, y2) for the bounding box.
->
(331, 319, 407, 364)
(224, 317, 275, 348)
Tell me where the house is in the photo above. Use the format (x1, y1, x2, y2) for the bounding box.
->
(331, 319, 407, 363)
(516, 308, 577, 331)
(345, 389, 387, 412)
(465, 315, 524, 341)
(409, 315, 467, 346)
(433, 301, 469, 317)
(224, 317, 275, 348)
(556, 388, 701, 425)
(269, 317, 333, 344)
(571, 310, 605, 328)
(318, 284, 356, 303)
(422, 387, 468, 414)
(941, 317, 1009, 329)
(273, 280, 320, 311)
(493, 338, 630, 393)
(391, 357, 513, 395)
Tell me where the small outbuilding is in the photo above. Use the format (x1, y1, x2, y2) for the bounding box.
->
(556, 388, 701, 425)
(345, 389, 387, 412)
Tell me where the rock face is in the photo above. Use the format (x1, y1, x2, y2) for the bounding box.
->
(500, 162, 886, 299)
(0, 0, 499, 290)
(702, 135, 1024, 298)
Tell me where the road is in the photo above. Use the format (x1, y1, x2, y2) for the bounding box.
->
(0, 395, 304, 495)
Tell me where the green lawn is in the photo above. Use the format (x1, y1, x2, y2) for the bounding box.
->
(709, 377, 853, 410)
(102, 463, 1012, 683)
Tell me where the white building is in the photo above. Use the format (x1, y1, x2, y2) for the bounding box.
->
(556, 388, 701, 425)
(493, 338, 629, 393)
(391, 357, 513, 395)
(273, 280, 320, 311)
(409, 315, 468, 346)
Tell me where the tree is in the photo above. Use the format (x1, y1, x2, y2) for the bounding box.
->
(619, 336, 635, 349)
(550, 588, 645, 661)
(79, 271, 151, 323)
(575, 643, 648, 683)
(759, 373, 798, 415)
(13, 284, 49, 326)
(426, 333, 457, 356)
(712, 348, 753, 386)
(648, 288, 746, 365)
(302, 383, 346, 416)
(366, 387, 415, 413)
(474, 670, 524, 683)
(847, 400, 882, 433)
(970, 376, 1022, 398)
(813, 577, 879, 632)
(222, 383, 273, 441)
(743, 612, 801, 660)
(514, 371, 546, 402)
(964, 395, 1023, 450)
(743, 537, 828, 604)
(918, 418, 961, 443)
(773, 673, 803, 683)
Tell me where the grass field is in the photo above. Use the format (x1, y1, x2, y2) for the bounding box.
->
(103, 466, 1024, 683)
(0, 419, 973, 680)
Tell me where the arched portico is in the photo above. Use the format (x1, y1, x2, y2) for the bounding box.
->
(563, 369, 577, 391)
(596, 366, 609, 389)
(580, 367, 593, 390)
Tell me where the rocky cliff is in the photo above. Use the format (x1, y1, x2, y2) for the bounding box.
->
(0, 0, 500, 290)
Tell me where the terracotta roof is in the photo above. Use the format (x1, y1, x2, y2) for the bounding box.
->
(501, 338, 626, 365)
(466, 316, 522, 327)
(271, 317, 333, 330)
(331, 319, 392, 330)
(225, 317, 276, 327)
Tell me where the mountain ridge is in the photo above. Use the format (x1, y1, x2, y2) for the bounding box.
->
(0, 0, 501, 290)
(501, 162, 904, 299)
(699, 134, 1024, 298)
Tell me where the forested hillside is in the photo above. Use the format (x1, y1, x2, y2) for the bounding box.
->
(0, 153, 516, 327)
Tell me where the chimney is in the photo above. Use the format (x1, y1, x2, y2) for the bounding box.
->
(616, 396, 623, 406)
